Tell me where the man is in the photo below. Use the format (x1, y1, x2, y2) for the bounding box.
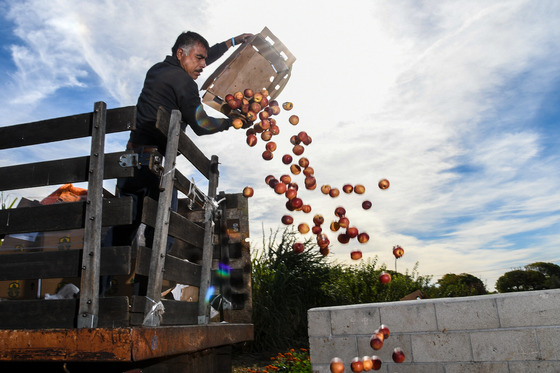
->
(103, 31, 251, 295)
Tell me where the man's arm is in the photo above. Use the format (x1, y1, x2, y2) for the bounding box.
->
(207, 33, 253, 65)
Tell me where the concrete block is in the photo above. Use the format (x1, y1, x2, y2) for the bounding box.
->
(444, 362, 509, 373)
(497, 289, 560, 327)
(308, 309, 332, 337)
(309, 336, 357, 365)
(382, 362, 444, 372)
(508, 360, 560, 373)
(330, 305, 381, 336)
(357, 333, 410, 363)
(380, 301, 437, 333)
(471, 329, 539, 361)
(435, 297, 499, 331)
(536, 326, 560, 360)
(411, 332, 472, 362)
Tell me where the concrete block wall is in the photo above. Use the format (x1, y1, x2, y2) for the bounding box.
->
(308, 289, 560, 372)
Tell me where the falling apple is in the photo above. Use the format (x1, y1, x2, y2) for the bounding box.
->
(342, 184, 354, 193)
(369, 330, 384, 351)
(392, 348, 405, 363)
(282, 102, 293, 110)
(289, 115, 299, 125)
(350, 250, 363, 260)
(378, 179, 390, 190)
(379, 271, 391, 284)
(329, 188, 340, 198)
(357, 232, 370, 244)
(393, 245, 404, 259)
(350, 357, 363, 372)
(330, 357, 345, 373)
(292, 242, 304, 254)
(370, 356, 382, 371)
(298, 223, 310, 234)
(232, 118, 244, 129)
(354, 184, 366, 194)
(334, 206, 346, 218)
(242, 186, 254, 198)
(246, 134, 257, 147)
(313, 214, 325, 226)
(321, 185, 332, 194)
(281, 215, 294, 225)
(361, 356, 373, 372)
(362, 200, 372, 210)
(379, 324, 390, 340)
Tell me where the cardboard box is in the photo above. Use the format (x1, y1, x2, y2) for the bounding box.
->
(201, 27, 296, 113)
(1, 198, 42, 253)
(0, 279, 39, 299)
(41, 229, 85, 252)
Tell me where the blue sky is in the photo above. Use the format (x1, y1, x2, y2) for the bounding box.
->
(1, 0, 559, 291)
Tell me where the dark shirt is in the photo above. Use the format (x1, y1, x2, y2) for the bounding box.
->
(130, 42, 231, 153)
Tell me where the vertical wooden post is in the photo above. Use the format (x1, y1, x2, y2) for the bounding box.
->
(77, 101, 106, 329)
(142, 109, 181, 327)
(198, 155, 219, 324)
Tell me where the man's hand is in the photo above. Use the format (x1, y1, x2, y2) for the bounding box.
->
(229, 111, 251, 129)
(227, 33, 254, 48)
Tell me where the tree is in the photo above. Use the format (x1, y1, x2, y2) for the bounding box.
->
(433, 273, 487, 297)
(525, 262, 560, 289)
(496, 269, 546, 292)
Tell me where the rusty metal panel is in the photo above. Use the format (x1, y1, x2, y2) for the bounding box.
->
(131, 324, 253, 361)
(0, 328, 132, 361)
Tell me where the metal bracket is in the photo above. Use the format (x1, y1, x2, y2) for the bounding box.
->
(119, 152, 163, 175)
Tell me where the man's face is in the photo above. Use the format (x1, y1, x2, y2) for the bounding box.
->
(177, 42, 207, 80)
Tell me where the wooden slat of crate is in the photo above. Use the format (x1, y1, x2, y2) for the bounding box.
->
(129, 296, 198, 326)
(134, 246, 201, 286)
(0, 152, 134, 192)
(0, 297, 130, 330)
(141, 196, 205, 248)
(0, 246, 131, 281)
(0, 197, 133, 235)
(0, 106, 136, 150)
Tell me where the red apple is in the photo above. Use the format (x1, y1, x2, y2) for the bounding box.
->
(321, 185, 331, 194)
(362, 200, 372, 210)
(298, 157, 310, 168)
(329, 188, 340, 198)
(293, 242, 304, 254)
(369, 330, 384, 351)
(274, 182, 287, 195)
(338, 217, 349, 228)
(282, 102, 293, 110)
(290, 197, 303, 210)
(285, 188, 298, 200)
(260, 118, 270, 130)
(271, 105, 281, 115)
(293, 144, 305, 156)
(316, 233, 330, 249)
(330, 357, 344, 373)
(270, 123, 280, 135)
(297, 131, 309, 143)
(393, 245, 404, 259)
(243, 88, 254, 98)
(262, 150, 273, 160)
(246, 111, 257, 122)
(266, 141, 277, 152)
(290, 164, 302, 175)
(232, 118, 244, 129)
(246, 134, 257, 147)
(358, 232, 370, 244)
(362, 356, 373, 371)
(330, 221, 340, 232)
(225, 93, 234, 102)
(346, 227, 359, 238)
(281, 215, 294, 225)
(304, 176, 316, 190)
(290, 135, 301, 145)
(242, 186, 254, 198)
(265, 175, 276, 185)
(378, 179, 390, 190)
(379, 324, 390, 340)
(289, 115, 299, 125)
(334, 206, 346, 218)
(350, 250, 363, 260)
(313, 214, 325, 226)
(320, 246, 329, 256)
(379, 271, 391, 284)
(261, 130, 272, 141)
(337, 233, 350, 244)
(302, 204, 312, 213)
(312, 225, 322, 235)
(392, 348, 405, 363)
(233, 91, 244, 100)
(371, 356, 382, 370)
(269, 99, 279, 107)
(350, 357, 363, 372)
(342, 184, 353, 193)
(250, 101, 262, 114)
(252, 92, 263, 103)
(280, 174, 291, 184)
(354, 184, 366, 194)
(282, 154, 293, 165)
(298, 223, 310, 234)
(303, 166, 315, 177)
(260, 96, 269, 108)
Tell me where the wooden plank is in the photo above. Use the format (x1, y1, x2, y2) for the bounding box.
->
(78, 101, 107, 328)
(0, 246, 131, 281)
(130, 297, 198, 326)
(0, 197, 133, 235)
(174, 169, 207, 210)
(154, 106, 211, 179)
(198, 155, 220, 324)
(0, 326, 133, 361)
(135, 246, 201, 286)
(0, 297, 130, 330)
(0, 152, 134, 192)
(143, 109, 181, 327)
(0, 106, 136, 150)
(142, 196, 205, 247)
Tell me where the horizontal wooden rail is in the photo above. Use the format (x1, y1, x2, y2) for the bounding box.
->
(0, 152, 134, 192)
(0, 246, 131, 281)
(0, 106, 136, 150)
(135, 246, 201, 286)
(0, 197, 133, 235)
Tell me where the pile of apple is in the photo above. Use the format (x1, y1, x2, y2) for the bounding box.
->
(236, 87, 393, 263)
(330, 324, 405, 372)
